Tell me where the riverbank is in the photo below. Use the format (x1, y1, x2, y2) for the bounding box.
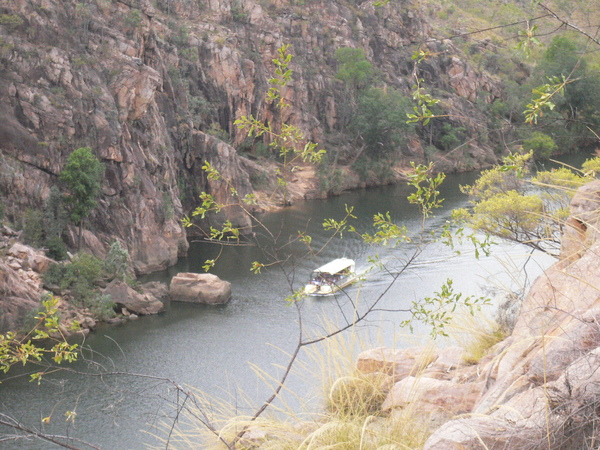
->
(0, 170, 556, 448)
(186, 179, 600, 448)
(0, 226, 170, 336)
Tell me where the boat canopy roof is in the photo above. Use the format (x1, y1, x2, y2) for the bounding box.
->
(312, 258, 355, 275)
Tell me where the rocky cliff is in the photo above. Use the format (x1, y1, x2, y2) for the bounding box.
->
(0, 0, 504, 273)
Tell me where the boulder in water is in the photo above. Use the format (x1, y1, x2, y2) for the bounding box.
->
(170, 273, 231, 305)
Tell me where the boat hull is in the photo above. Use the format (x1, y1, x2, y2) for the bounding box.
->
(304, 275, 357, 296)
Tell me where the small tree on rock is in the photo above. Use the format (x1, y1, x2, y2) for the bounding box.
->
(59, 147, 104, 250)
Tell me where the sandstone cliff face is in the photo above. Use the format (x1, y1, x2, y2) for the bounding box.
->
(0, 0, 503, 273)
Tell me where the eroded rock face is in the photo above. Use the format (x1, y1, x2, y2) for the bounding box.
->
(0, 0, 505, 275)
(170, 272, 232, 305)
(0, 236, 49, 332)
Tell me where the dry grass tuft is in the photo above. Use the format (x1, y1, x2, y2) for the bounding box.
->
(448, 310, 507, 364)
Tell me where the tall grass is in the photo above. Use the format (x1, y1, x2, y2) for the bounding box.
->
(151, 322, 435, 449)
(447, 309, 506, 364)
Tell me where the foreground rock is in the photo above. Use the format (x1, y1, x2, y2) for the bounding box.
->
(170, 273, 231, 305)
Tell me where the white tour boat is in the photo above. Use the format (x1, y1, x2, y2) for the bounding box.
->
(304, 258, 357, 296)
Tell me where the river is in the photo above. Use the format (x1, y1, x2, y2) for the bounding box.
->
(0, 169, 558, 449)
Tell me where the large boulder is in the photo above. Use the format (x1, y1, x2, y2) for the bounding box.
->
(103, 280, 164, 315)
(170, 273, 231, 305)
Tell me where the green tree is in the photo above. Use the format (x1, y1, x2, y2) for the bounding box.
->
(526, 35, 600, 149)
(22, 208, 43, 248)
(43, 186, 68, 260)
(438, 123, 467, 152)
(522, 132, 557, 160)
(59, 147, 104, 250)
(334, 47, 373, 91)
(350, 87, 414, 162)
(457, 152, 595, 256)
(538, 35, 595, 119)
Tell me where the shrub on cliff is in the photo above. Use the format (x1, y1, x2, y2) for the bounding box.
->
(350, 87, 414, 162)
(59, 147, 104, 250)
(522, 131, 557, 160)
(44, 252, 104, 302)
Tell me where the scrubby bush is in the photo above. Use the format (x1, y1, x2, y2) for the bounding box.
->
(104, 240, 129, 281)
(44, 253, 104, 303)
(0, 14, 24, 31)
(45, 235, 68, 261)
(43, 187, 68, 260)
(43, 248, 126, 320)
(350, 87, 414, 160)
(523, 131, 557, 160)
(22, 208, 44, 248)
(85, 293, 116, 320)
(439, 123, 467, 151)
(327, 373, 388, 418)
(43, 262, 68, 288)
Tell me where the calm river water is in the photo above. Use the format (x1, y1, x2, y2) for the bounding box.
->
(0, 170, 558, 449)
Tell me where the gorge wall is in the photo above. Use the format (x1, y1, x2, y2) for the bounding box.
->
(0, 0, 505, 273)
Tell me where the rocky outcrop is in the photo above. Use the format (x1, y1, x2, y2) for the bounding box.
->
(351, 180, 600, 449)
(0, 0, 505, 274)
(170, 272, 231, 305)
(0, 230, 48, 331)
(1, 232, 93, 335)
(102, 279, 165, 315)
(7, 242, 53, 274)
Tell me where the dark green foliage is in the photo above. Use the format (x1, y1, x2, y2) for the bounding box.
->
(535, 35, 600, 148)
(87, 293, 116, 320)
(170, 23, 190, 48)
(59, 147, 104, 249)
(124, 9, 142, 29)
(350, 87, 414, 160)
(523, 132, 557, 160)
(104, 240, 129, 281)
(317, 153, 344, 194)
(43, 187, 68, 260)
(0, 14, 24, 31)
(43, 262, 67, 288)
(45, 252, 104, 303)
(46, 235, 68, 261)
(22, 208, 44, 248)
(19, 304, 46, 333)
(230, 2, 247, 22)
(438, 123, 467, 151)
(334, 47, 373, 90)
(60, 147, 104, 225)
(44, 253, 117, 320)
(352, 157, 394, 183)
